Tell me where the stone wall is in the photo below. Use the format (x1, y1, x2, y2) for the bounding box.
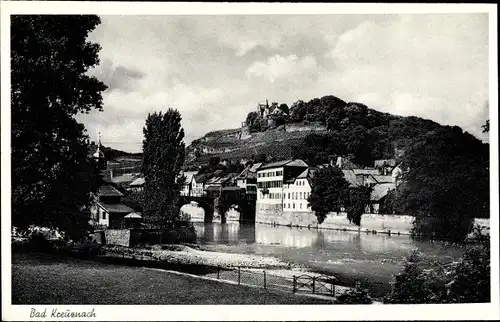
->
(105, 229, 131, 247)
(256, 209, 491, 236)
(320, 212, 414, 234)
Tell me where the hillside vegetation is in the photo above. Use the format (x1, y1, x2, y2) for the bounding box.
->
(187, 94, 487, 168)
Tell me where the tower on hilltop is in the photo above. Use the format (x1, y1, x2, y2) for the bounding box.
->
(257, 99, 270, 118)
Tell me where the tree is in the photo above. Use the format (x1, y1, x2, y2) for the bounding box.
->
(399, 126, 489, 241)
(345, 186, 372, 226)
(245, 111, 265, 133)
(289, 100, 307, 123)
(482, 119, 490, 133)
(308, 165, 350, 223)
(255, 153, 268, 163)
(142, 109, 186, 224)
(209, 156, 221, 167)
(11, 15, 107, 238)
(122, 191, 144, 212)
(278, 103, 290, 115)
(384, 251, 447, 304)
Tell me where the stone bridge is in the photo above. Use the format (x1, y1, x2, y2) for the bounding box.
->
(179, 195, 255, 224)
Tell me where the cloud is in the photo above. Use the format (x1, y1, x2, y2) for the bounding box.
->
(245, 54, 319, 84)
(321, 14, 489, 139)
(79, 14, 490, 153)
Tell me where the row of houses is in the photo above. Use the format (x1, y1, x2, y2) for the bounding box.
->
(255, 157, 403, 215)
(180, 155, 403, 216)
(180, 162, 263, 201)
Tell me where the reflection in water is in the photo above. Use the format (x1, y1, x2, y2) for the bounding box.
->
(192, 222, 466, 273)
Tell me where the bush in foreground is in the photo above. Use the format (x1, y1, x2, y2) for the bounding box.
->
(334, 282, 373, 304)
(384, 240, 490, 304)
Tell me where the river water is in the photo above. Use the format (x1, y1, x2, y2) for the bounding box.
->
(192, 222, 467, 296)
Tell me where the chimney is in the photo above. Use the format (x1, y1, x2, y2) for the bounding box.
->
(266, 99, 269, 108)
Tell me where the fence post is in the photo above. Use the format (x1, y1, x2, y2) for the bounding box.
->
(292, 276, 296, 293)
(217, 266, 220, 279)
(263, 270, 267, 289)
(331, 282, 335, 297)
(238, 267, 241, 285)
(312, 276, 316, 294)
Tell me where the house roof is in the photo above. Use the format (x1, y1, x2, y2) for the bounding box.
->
(206, 186, 244, 192)
(237, 166, 252, 179)
(341, 170, 359, 187)
(124, 212, 142, 219)
(297, 168, 314, 179)
(371, 183, 395, 201)
(249, 163, 263, 172)
(373, 175, 393, 183)
(206, 176, 226, 185)
(259, 159, 308, 170)
(222, 186, 245, 191)
(336, 157, 359, 170)
(194, 173, 212, 183)
(205, 186, 223, 192)
(181, 171, 198, 184)
(238, 163, 261, 179)
(99, 202, 134, 214)
(352, 169, 380, 175)
(129, 177, 145, 187)
(111, 173, 140, 184)
(99, 185, 124, 197)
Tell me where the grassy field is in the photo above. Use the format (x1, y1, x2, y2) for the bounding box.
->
(11, 252, 332, 305)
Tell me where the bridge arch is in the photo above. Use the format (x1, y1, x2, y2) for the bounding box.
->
(179, 195, 215, 223)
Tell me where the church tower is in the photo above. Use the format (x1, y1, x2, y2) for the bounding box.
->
(92, 132, 107, 171)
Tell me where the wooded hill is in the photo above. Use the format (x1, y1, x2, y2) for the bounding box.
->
(187, 94, 489, 168)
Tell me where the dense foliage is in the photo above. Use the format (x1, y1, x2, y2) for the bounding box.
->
(384, 238, 490, 303)
(334, 282, 373, 304)
(291, 101, 442, 166)
(399, 126, 489, 241)
(287, 94, 489, 240)
(309, 166, 373, 226)
(384, 251, 447, 304)
(345, 186, 372, 226)
(11, 15, 107, 238)
(142, 109, 186, 223)
(308, 166, 350, 224)
(245, 111, 268, 133)
(122, 191, 144, 212)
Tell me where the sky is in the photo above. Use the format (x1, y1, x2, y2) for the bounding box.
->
(76, 14, 490, 153)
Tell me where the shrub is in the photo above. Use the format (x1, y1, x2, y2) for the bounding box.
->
(334, 282, 373, 304)
(384, 251, 447, 304)
(444, 242, 490, 303)
(385, 242, 490, 304)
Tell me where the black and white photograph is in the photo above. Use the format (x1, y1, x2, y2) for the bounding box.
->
(1, 2, 499, 321)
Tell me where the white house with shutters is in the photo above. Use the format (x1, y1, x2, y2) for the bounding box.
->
(256, 159, 309, 213)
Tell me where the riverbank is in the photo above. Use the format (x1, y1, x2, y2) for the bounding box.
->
(12, 252, 332, 305)
(102, 244, 292, 269)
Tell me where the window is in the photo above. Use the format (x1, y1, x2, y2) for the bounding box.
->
(102, 211, 106, 220)
(300, 203, 302, 209)
(293, 203, 295, 209)
(288, 192, 290, 199)
(299, 192, 303, 199)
